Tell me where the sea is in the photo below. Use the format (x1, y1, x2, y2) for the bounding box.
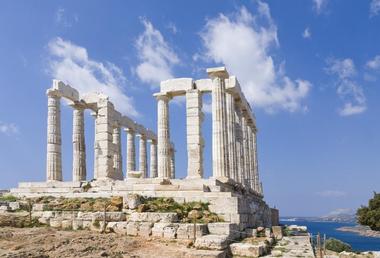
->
(280, 219, 380, 251)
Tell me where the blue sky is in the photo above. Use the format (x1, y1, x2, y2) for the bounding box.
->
(0, 0, 379, 216)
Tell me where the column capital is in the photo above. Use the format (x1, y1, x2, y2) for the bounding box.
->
(207, 67, 229, 79)
(124, 127, 135, 133)
(46, 89, 61, 98)
(148, 138, 157, 144)
(154, 92, 172, 102)
(137, 133, 147, 139)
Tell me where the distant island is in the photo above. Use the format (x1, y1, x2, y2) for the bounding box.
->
(281, 213, 356, 224)
(337, 225, 380, 238)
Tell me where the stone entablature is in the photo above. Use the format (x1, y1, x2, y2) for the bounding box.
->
(45, 80, 157, 182)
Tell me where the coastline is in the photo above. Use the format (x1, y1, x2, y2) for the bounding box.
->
(337, 225, 380, 238)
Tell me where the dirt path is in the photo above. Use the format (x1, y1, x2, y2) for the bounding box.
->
(0, 227, 194, 258)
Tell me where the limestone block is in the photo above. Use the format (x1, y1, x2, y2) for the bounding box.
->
(72, 219, 83, 230)
(244, 228, 257, 238)
(152, 222, 171, 237)
(82, 220, 92, 229)
(265, 228, 272, 238)
(127, 221, 139, 236)
(32, 203, 47, 211)
(184, 250, 227, 258)
(163, 224, 179, 239)
(230, 242, 266, 257)
(113, 221, 129, 234)
(194, 235, 229, 250)
(77, 212, 93, 221)
(272, 226, 283, 240)
(138, 222, 153, 237)
(38, 217, 49, 224)
(176, 223, 208, 239)
(8, 202, 20, 211)
(61, 220, 73, 229)
(129, 212, 178, 223)
(50, 218, 63, 228)
(42, 211, 55, 219)
(31, 211, 43, 218)
(0, 205, 9, 212)
(123, 194, 141, 209)
(91, 212, 126, 222)
(207, 223, 240, 240)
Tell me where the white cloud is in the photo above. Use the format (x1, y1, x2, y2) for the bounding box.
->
(302, 27, 312, 39)
(325, 58, 366, 116)
(55, 7, 78, 28)
(316, 190, 347, 197)
(326, 58, 356, 79)
(313, 0, 329, 14)
(199, 4, 311, 113)
(366, 55, 380, 70)
(135, 19, 179, 87)
(0, 121, 19, 136)
(370, 0, 380, 17)
(167, 22, 178, 34)
(48, 37, 138, 117)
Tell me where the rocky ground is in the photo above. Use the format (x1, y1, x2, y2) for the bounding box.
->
(0, 226, 216, 258)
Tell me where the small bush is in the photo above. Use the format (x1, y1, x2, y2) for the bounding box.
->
(325, 238, 352, 253)
(0, 195, 18, 202)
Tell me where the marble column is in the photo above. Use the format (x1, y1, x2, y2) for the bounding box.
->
(138, 134, 147, 178)
(91, 112, 99, 179)
(149, 139, 157, 178)
(125, 128, 136, 177)
(186, 89, 203, 179)
(95, 99, 116, 179)
(170, 142, 175, 179)
(241, 115, 250, 188)
(226, 93, 237, 182)
(155, 93, 171, 179)
(253, 128, 261, 193)
(72, 104, 86, 181)
(234, 102, 244, 185)
(113, 126, 122, 179)
(208, 69, 229, 179)
(247, 125, 254, 190)
(46, 90, 62, 181)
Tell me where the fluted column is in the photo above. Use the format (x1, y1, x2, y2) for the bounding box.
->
(170, 142, 175, 179)
(71, 104, 86, 181)
(155, 93, 171, 179)
(138, 134, 147, 178)
(253, 128, 261, 194)
(208, 67, 229, 179)
(247, 125, 254, 190)
(149, 139, 157, 178)
(125, 128, 136, 178)
(113, 126, 122, 179)
(46, 90, 62, 181)
(234, 102, 244, 185)
(91, 112, 99, 179)
(241, 115, 250, 188)
(226, 93, 237, 181)
(186, 89, 204, 179)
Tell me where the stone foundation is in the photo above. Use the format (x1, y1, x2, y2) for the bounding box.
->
(10, 178, 273, 230)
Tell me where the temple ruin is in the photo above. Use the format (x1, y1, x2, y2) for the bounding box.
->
(11, 67, 277, 229)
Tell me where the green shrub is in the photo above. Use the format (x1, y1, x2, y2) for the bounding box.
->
(325, 238, 352, 252)
(0, 195, 18, 202)
(139, 197, 223, 223)
(357, 192, 380, 231)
